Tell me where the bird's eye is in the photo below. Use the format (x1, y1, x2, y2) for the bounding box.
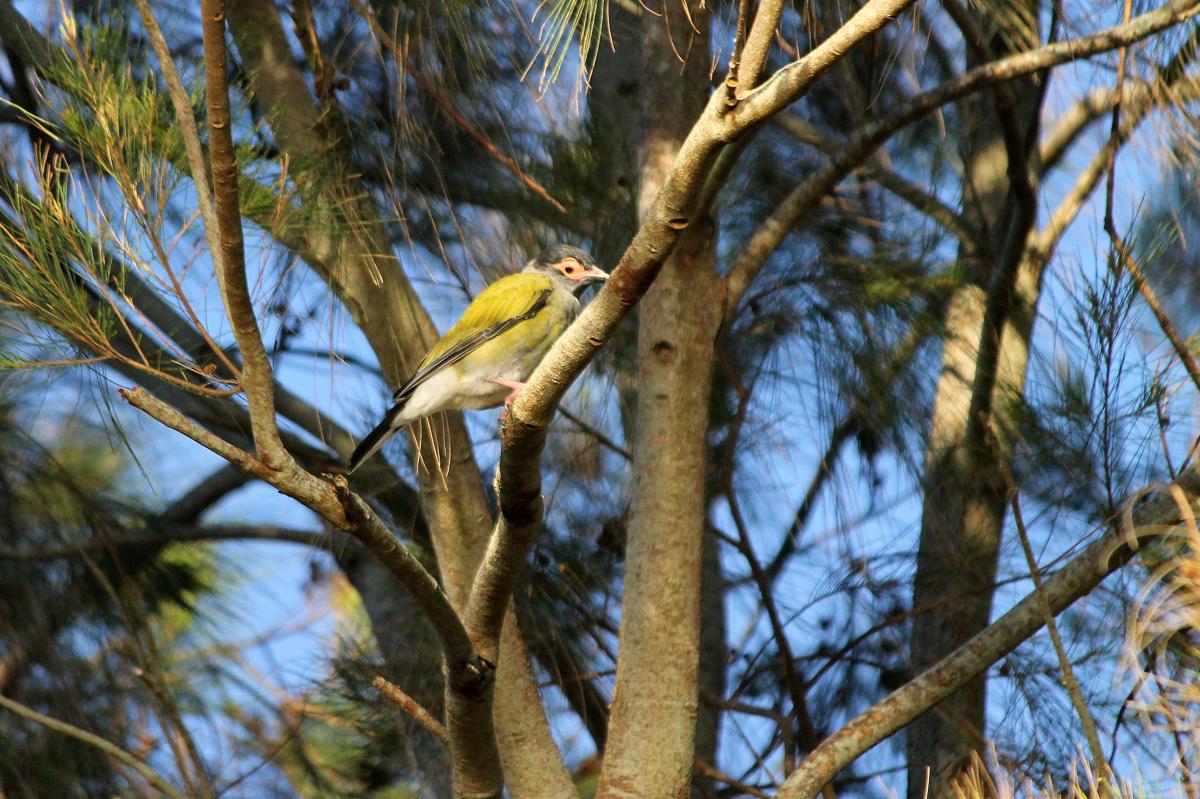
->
(563, 262, 577, 274)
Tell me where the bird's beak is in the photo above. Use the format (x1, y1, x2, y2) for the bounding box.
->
(578, 266, 608, 287)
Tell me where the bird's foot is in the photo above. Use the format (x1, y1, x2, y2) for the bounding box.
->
(489, 379, 527, 421)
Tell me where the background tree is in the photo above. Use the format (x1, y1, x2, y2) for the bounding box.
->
(1, 0, 1200, 797)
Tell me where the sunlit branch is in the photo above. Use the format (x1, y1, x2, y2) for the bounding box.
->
(737, 0, 787, 97)
(725, 0, 1200, 310)
(373, 676, 451, 746)
(132, 0, 240, 380)
(118, 387, 487, 695)
(200, 0, 287, 468)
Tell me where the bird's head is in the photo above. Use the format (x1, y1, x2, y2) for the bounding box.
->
(524, 244, 608, 297)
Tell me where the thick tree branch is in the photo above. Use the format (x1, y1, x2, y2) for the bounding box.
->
(463, 9, 921, 788)
(776, 471, 1200, 799)
(737, 0, 787, 97)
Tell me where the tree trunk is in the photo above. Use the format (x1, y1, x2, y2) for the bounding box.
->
(597, 3, 718, 796)
(906, 5, 1044, 795)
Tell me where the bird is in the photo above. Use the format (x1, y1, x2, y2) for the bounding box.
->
(347, 244, 607, 474)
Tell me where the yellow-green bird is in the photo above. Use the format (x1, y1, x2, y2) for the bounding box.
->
(347, 245, 607, 474)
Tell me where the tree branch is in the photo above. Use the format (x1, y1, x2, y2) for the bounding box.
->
(373, 675, 451, 746)
(737, 0, 787, 98)
(498, 0, 920, 502)
(0, 691, 190, 799)
(734, 0, 918, 123)
(724, 0, 1200, 308)
(0, 523, 330, 560)
(769, 113, 976, 257)
(200, 0, 287, 468)
(777, 470, 1200, 798)
(117, 387, 487, 694)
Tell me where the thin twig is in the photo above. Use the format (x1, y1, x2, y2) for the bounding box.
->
(717, 350, 831, 795)
(0, 692, 189, 799)
(348, 0, 567, 214)
(373, 676, 450, 745)
(1009, 492, 1108, 772)
(695, 758, 771, 799)
(132, 0, 240, 379)
(558, 405, 631, 460)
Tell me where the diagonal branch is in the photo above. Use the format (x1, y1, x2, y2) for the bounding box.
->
(473, 0, 921, 719)
(770, 114, 976, 252)
(724, 0, 1200, 310)
(0, 692, 189, 799)
(776, 468, 1200, 799)
(117, 387, 483, 687)
(119, 385, 503, 796)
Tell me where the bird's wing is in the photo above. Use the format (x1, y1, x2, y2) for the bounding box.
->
(393, 273, 555, 403)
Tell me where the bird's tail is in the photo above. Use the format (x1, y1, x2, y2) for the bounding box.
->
(347, 402, 406, 475)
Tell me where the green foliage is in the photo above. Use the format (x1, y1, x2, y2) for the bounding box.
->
(528, 0, 608, 90)
(0, 394, 224, 797)
(0, 168, 120, 365)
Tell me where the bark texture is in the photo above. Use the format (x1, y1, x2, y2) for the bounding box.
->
(596, 4, 718, 797)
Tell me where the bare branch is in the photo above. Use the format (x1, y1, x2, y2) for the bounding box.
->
(0, 692, 189, 799)
(725, 0, 1200, 308)
(117, 388, 482, 682)
(200, 0, 287, 467)
(373, 676, 450, 746)
(737, 0, 787, 97)
(132, 0, 222, 281)
(777, 470, 1200, 798)
(0, 523, 330, 560)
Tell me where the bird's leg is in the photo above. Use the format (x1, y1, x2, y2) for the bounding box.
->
(489, 378, 527, 420)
